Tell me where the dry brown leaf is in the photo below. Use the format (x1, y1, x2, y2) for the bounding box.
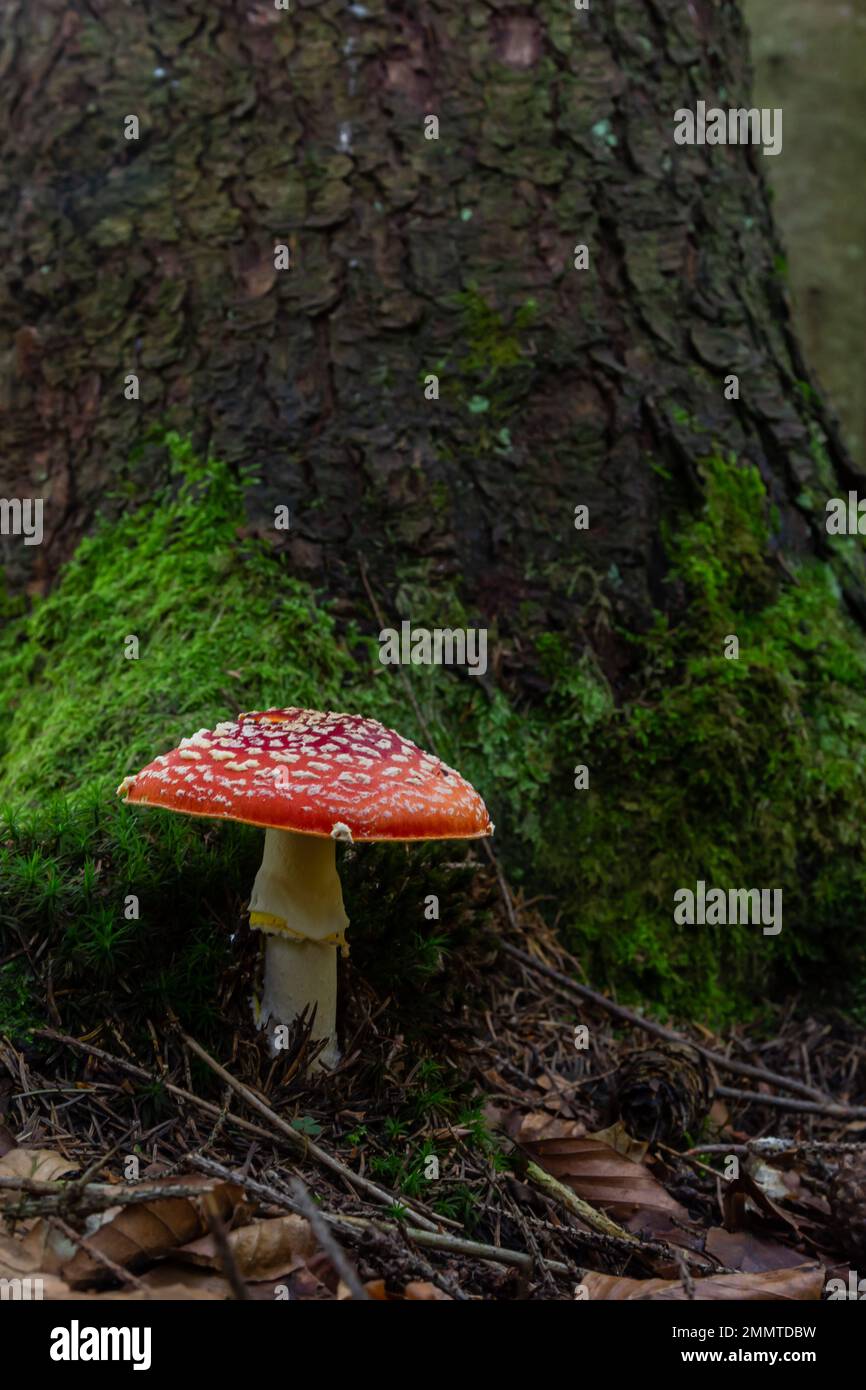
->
(138, 1262, 232, 1298)
(524, 1135, 690, 1228)
(0, 1257, 225, 1299)
(62, 1177, 245, 1285)
(707, 1098, 731, 1136)
(46, 1275, 225, 1301)
(363, 1278, 390, 1300)
(0, 1149, 81, 1246)
(588, 1122, 650, 1165)
(705, 1227, 810, 1274)
(513, 1111, 585, 1143)
(535, 1074, 576, 1115)
(283, 1264, 337, 1300)
(404, 1281, 452, 1300)
(142, 1262, 317, 1301)
(481, 1068, 525, 1104)
(0, 1146, 78, 1196)
(0, 1232, 42, 1279)
(176, 1214, 317, 1280)
(582, 1264, 825, 1301)
(11, 1273, 74, 1300)
(723, 1170, 801, 1237)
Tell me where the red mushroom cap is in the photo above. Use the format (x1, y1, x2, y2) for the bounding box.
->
(117, 707, 492, 841)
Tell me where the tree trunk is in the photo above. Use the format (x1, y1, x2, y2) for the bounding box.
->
(1, 0, 861, 653)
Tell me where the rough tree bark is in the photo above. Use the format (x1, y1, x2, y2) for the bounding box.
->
(1, 0, 862, 681)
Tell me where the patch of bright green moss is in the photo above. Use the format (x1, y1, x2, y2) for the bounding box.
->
(540, 451, 866, 1020)
(0, 432, 607, 1039)
(0, 434, 357, 798)
(3, 435, 865, 1035)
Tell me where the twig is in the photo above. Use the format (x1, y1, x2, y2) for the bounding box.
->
(180, 1032, 441, 1232)
(395, 1224, 572, 1276)
(35, 1030, 282, 1145)
(189, 1156, 303, 1213)
(482, 839, 521, 932)
(656, 1140, 729, 1182)
(191, 1157, 572, 1281)
(289, 1177, 370, 1301)
(0, 1173, 231, 1215)
(524, 1161, 719, 1275)
(37, 1027, 442, 1231)
(714, 1084, 864, 1119)
(50, 1215, 148, 1292)
(204, 1194, 250, 1301)
(674, 1247, 696, 1300)
(533, 1217, 728, 1276)
(685, 1138, 866, 1157)
(332, 1214, 574, 1276)
(499, 943, 866, 1116)
(525, 1160, 636, 1242)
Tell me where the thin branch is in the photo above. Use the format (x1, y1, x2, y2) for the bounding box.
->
(0, 1173, 229, 1215)
(35, 1029, 282, 1145)
(685, 1138, 866, 1157)
(499, 942, 866, 1116)
(36, 1027, 442, 1231)
(525, 1160, 636, 1242)
(180, 1032, 442, 1232)
(204, 1194, 250, 1301)
(191, 1156, 571, 1281)
(289, 1177, 370, 1301)
(714, 1084, 863, 1119)
(50, 1215, 148, 1292)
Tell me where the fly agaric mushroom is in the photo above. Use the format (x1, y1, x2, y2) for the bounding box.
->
(117, 707, 492, 1070)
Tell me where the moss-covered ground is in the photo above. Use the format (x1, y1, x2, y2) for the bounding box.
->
(2, 431, 866, 1049)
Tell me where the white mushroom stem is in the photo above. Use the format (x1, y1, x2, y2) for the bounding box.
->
(248, 828, 349, 1071)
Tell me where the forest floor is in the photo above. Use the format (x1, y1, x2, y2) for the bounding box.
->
(1, 850, 864, 1302)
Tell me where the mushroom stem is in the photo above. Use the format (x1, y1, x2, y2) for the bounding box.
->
(248, 828, 349, 1070)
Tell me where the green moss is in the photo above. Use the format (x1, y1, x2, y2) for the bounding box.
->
(0, 959, 41, 1040)
(540, 451, 866, 1020)
(664, 450, 777, 617)
(0, 788, 249, 1038)
(452, 286, 536, 383)
(431, 285, 537, 424)
(0, 432, 606, 1039)
(385, 561, 611, 863)
(0, 433, 360, 799)
(3, 435, 865, 1037)
(362, 1081, 500, 1224)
